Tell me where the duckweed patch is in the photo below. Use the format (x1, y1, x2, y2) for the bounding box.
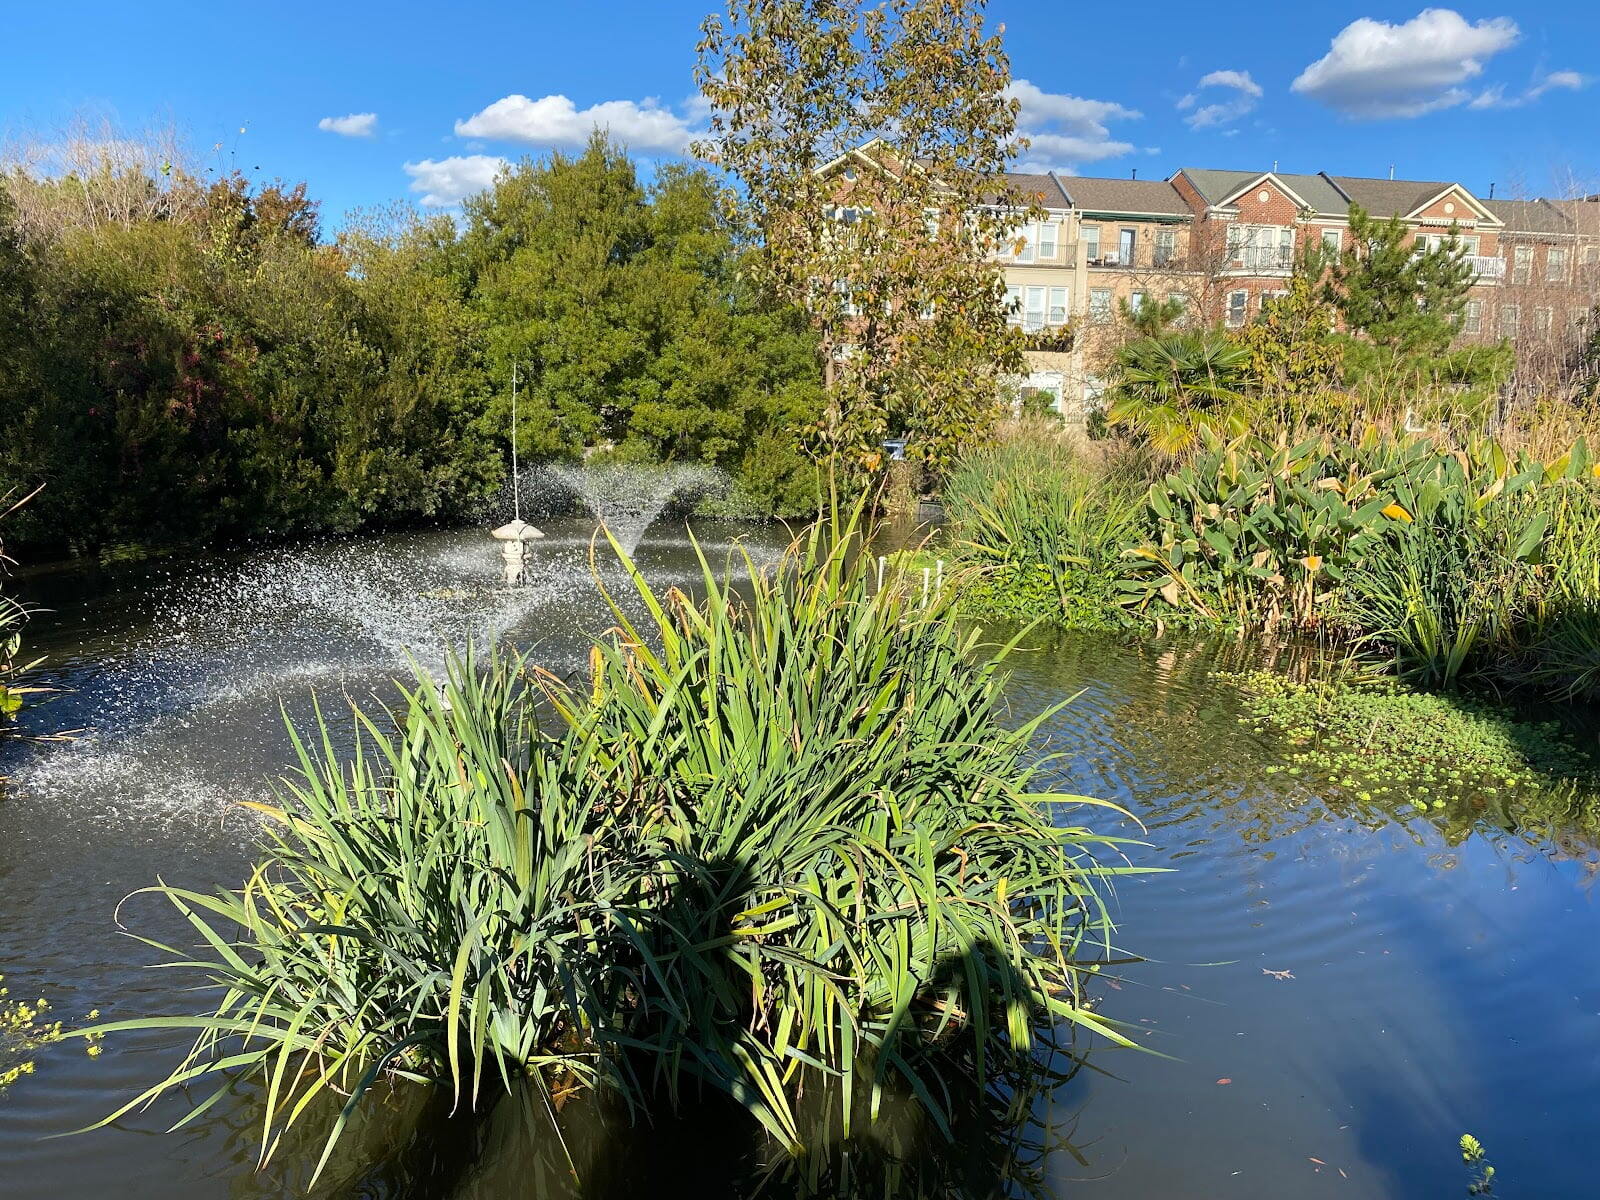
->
(1220, 670, 1600, 813)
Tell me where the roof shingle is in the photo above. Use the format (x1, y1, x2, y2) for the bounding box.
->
(1058, 176, 1189, 216)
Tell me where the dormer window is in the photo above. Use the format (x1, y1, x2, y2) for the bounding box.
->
(843, 166, 857, 181)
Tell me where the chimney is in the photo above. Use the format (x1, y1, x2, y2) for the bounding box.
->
(1389, 164, 1396, 180)
(1131, 167, 1138, 180)
(1489, 181, 1496, 198)
(1272, 159, 1278, 173)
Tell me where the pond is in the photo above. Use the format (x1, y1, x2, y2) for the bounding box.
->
(3, 521, 1599, 1198)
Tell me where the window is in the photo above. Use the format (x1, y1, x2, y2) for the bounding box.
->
(1006, 219, 1060, 263)
(836, 206, 861, 226)
(1226, 290, 1248, 328)
(1047, 286, 1068, 326)
(1321, 227, 1342, 252)
(1082, 224, 1101, 263)
(1262, 289, 1288, 309)
(1584, 245, 1600, 265)
(1154, 228, 1176, 267)
(1227, 224, 1293, 270)
(1533, 307, 1553, 336)
(1500, 303, 1520, 338)
(1089, 288, 1113, 323)
(1023, 286, 1047, 332)
(1547, 247, 1569, 281)
(1463, 299, 1482, 334)
(843, 166, 857, 181)
(835, 280, 859, 317)
(1009, 223, 1035, 263)
(1512, 245, 1533, 284)
(1167, 291, 1189, 318)
(1129, 290, 1148, 314)
(1417, 232, 1479, 256)
(1004, 285, 1022, 327)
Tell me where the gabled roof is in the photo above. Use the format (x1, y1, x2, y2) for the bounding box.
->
(1486, 198, 1574, 236)
(1173, 168, 1346, 215)
(1060, 176, 1189, 216)
(1325, 175, 1500, 225)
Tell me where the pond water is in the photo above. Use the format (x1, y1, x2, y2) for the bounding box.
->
(3, 522, 1600, 1198)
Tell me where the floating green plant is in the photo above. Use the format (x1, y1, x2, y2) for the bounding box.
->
(1221, 670, 1600, 827)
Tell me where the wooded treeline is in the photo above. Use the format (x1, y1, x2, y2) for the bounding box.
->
(0, 133, 823, 556)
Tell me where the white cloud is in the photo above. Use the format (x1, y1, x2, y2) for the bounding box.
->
(1003, 79, 1140, 171)
(403, 155, 507, 207)
(454, 94, 700, 153)
(1471, 69, 1589, 108)
(318, 112, 378, 138)
(1177, 69, 1263, 129)
(1291, 9, 1520, 118)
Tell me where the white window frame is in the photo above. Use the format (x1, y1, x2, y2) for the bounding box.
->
(1089, 287, 1113, 324)
(1417, 232, 1479, 256)
(1226, 290, 1248, 327)
(1500, 303, 1520, 338)
(1154, 227, 1176, 267)
(1512, 245, 1533, 284)
(1004, 285, 1022, 327)
(1533, 307, 1554, 336)
(1463, 299, 1482, 334)
(1023, 285, 1047, 332)
(1321, 227, 1342, 252)
(1547, 247, 1570, 281)
(1037, 220, 1059, 259)
(1082, 224, 1102, 264)
(1047, 286, 1068, 326)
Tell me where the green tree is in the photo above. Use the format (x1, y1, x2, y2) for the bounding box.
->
(462, 135, 822, 509)
(695, 0, 1029, 483)
(1322, 204, 1474, 357)
(1232, 255, 1343, 403)
(1105, 329, 1251, 455)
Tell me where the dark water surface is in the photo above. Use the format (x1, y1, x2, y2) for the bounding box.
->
(3, 523, 1599, 1197)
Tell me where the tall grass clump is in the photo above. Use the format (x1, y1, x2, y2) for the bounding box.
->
(943, 424, 1145, 628)
(84, 507, 1135, 1183)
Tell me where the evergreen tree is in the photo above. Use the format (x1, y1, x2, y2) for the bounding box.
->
(1322, 204, 1474, 357)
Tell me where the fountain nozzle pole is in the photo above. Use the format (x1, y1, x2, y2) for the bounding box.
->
(511, 359, 521, 524)
(492, 359, 544, 573)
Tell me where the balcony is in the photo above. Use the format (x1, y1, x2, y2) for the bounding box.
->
(1226, 249, 1294, 273)
(1469, 255, 1505, 280)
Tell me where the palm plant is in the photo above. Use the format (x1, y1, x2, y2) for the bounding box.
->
(1105, 330, 1251, 456)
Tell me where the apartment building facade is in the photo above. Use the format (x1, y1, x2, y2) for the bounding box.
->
(996, 165, 1600, 417)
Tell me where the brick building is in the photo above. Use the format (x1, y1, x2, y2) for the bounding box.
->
(993, 165, 1600, 416)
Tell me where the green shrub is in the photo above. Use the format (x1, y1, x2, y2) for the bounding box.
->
(943, 430, 1143, 629)
(86, 510, 1135, 1181)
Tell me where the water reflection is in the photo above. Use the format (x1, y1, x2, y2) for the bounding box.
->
(7, 536, 1600, 1196)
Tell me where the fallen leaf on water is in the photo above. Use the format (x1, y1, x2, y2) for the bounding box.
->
(1216, 1078, 1232, 1085)
(1263, 968, 1295, 981)
(1310, 1158, 1326, 1165)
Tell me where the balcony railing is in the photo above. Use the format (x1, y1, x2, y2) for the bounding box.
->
(1227, 249, 1294, 272)
(1470, 255, 1505, 280)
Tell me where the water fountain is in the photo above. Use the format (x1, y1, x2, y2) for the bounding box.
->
(546, 461, 725, 555)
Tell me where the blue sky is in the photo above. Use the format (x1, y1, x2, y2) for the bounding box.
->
(3, 2, 1595, 228)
